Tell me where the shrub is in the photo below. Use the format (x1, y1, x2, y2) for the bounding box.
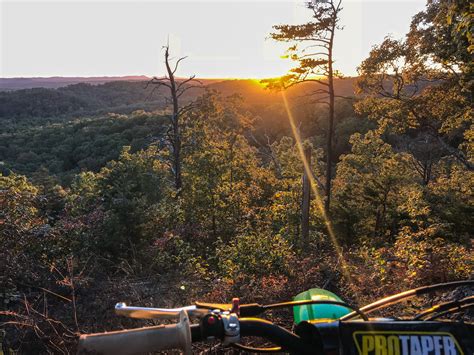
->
(345, 224, 473, 301)
(216, 232, 295, 280)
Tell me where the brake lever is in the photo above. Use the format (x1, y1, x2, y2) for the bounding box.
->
(115, 302, 210, 320)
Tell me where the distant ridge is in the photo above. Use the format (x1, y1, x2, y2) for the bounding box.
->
(0, 76, 358, 97)
(0, 76, 151, 90)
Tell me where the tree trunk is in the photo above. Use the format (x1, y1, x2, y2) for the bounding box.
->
(324, 27, 336, 214)
(172, 120, 182, 190)
(301, 146, 311, 245)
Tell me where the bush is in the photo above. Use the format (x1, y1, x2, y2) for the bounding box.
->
(216, 232, 295, 280)
(345, 224, 473, 301)
(392, 225, 473, 285)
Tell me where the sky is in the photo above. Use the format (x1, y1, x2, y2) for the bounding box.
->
(0, 0, 426, 79)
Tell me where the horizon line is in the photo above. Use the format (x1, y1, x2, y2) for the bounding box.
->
(0, 75, 358, 80)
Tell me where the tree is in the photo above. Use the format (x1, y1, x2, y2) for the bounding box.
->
(407, 0, 473, 92)
(0, 173, 44, 288)
(0, 173, 41, 240)
(263, 0, 343, 213)
(424, 161, 474, 239)
(332, 131, 429, 242)
(267, 136, 325, 243)
(356, 0, 473, 172)
(148, 45, 202, 190)
(180, 93, 274, 242)
(346, 0, 473, 248)
(66, 146, 172, 261)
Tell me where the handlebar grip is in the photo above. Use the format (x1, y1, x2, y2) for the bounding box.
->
(77, 310, 192, 355)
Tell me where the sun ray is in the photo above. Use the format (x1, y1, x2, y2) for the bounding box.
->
(280, 90, 358, 299)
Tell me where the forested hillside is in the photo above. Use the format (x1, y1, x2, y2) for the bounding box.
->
(0, 77, 356, 120)
(1, 0, 472, 353)
(0, 78, 357, 183)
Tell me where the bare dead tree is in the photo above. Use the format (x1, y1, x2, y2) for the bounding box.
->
(147, 45, 203, 190)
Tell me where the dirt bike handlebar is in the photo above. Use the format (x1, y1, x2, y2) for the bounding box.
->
(77, 310, 314, 354)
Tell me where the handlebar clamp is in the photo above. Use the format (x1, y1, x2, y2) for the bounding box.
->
(221, 313, 240, 346)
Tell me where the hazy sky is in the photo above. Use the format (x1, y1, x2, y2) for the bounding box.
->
(1, 0, 426, 78)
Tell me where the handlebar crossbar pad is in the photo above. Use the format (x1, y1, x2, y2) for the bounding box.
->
(77, 310, 192, 355)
